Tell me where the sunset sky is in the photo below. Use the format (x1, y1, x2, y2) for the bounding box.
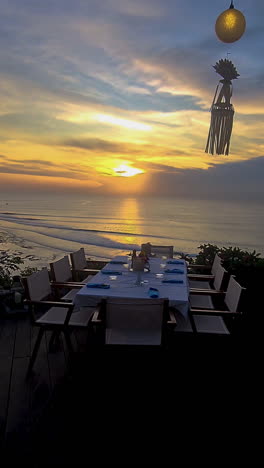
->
(0, 0, 263, 199)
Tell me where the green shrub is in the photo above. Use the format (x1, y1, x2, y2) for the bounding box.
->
(195, 244, 220, 266)
(0, 251, 24, 289)
(20, 266, 38, 277)
(195, 243, 263, 292)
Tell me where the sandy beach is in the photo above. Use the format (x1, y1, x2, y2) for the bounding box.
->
(0, 229, 64, 271)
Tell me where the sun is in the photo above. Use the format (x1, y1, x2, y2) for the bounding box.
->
(113, 164, 144, 177)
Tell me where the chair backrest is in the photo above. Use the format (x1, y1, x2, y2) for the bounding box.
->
(141, 243, 152, 255)
(141, 243, 173, 259)
(225, 276, 245, 312)
(211, 254, 222, 276)
(70, 248, 87, 270)
(50, 256, 72, 283)
(213, 263, 227, 291)
(104, 297, 167, 334)
(25, 268, 52, 301)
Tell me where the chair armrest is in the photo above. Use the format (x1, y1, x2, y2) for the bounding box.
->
(86, 260, 108, 268)
(190, 307, 238, 317)
(51, 281, 84, 289)
(91, 309, 103, 324)
(188, 274, 214, 280)
(188, 264, 211, 270)
(189, 289, 225, 296)
(167, 309, 177, 326)
(72, 268, 99, 275)
(24, 299, 73, 308)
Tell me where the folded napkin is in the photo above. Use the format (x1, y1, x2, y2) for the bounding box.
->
(101, 270, 122, 275)
(86, 283, 110, 289)
(167, 260, 184, 265)
(148, 287, 159, 298)
(164, 268, 184, 274)
(109, 260, 126, 264)
(162, 279, 184, 284)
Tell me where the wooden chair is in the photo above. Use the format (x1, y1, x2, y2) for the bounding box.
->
(70, 248, 105, 281)
(189, 263, 228, 309)
(92, 297, 176, 347)
(23, 268, 97, 375)
(189, 275, 246, 335)
(188, 254, 223, 289)
(50, 256, 93, 302)
(141, 243, 174, 259)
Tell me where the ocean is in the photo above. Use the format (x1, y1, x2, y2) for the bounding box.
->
(0, 193, 263, 268)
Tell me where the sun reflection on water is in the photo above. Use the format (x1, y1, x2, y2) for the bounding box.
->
(119, 198, 140, 233)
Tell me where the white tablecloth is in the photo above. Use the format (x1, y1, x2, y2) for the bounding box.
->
(74, 256, 189, 317)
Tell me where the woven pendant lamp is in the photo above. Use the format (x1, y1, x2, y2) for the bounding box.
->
(205, 2, 246, 155)
(205, 59, 239, 155)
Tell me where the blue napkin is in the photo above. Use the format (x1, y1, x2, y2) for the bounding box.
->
(164, 268, 184, 274)
(148, 287, 159, 298)
(109, 260, 126, 264)
(86, 283, 110, 289)
(167, 260, 184, 265)
(101, 270, 122, 275)
(162, 279, 184, 284)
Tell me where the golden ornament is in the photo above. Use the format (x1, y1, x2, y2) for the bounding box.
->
(215, 3, 246, 43)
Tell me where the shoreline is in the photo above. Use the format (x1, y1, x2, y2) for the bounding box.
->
(1, 226, 262, 275)
(0, 229, 124, 272)
(0, 229, 61, 271)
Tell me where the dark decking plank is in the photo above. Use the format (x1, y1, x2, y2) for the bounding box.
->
(5, 356, 31, 435)
(61, 329, 78, 363)
(0, 356, 12, 445)
(0, 319, 17, 358)
(0, 319, 17, 445)
(14, 316, 31, 358)
(30, 326, 51, 386)
(73, 329, 88, 352)
(29, 327, 51, 421)
(46, 331, 68, 390)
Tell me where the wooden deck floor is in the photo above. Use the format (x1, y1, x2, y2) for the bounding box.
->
(0, 309, 259, 465)
(0, 309, 91, 463)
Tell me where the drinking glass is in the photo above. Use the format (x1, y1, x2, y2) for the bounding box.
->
(156, 273, 164, 279)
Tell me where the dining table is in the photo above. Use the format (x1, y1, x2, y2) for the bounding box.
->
(74, 255, 190, 318)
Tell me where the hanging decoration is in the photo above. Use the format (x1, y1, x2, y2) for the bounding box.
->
(215, 1, 246, 44)
(205, 59, 239, 155)
(205, 2, 246, 155)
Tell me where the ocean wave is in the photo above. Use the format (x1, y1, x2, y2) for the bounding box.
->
(0, 211, 143, 221)
(3, 223, 141, 252)
(2, 213, 262, 254)
(0, 213, 168, 240)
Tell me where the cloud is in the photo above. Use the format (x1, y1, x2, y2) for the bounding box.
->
(0, 153, 97, 181)
(59, 137, 189, 158)
(137, 156, 264, 201)
(0, 0, 263, 197)
(59, 138, 118, 153)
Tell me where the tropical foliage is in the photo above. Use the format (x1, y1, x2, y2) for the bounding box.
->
(0, 251, 39, 289)
(195, 243, 261, 269)
(0, 251, 24, 288)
